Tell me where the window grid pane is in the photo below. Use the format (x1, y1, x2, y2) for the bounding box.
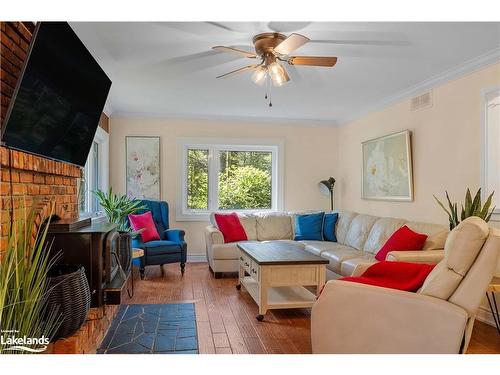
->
(187, 149, 209, 210)
(217, 150, 272, 210)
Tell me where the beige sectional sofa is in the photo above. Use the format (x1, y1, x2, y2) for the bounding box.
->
(204, 211, 448, 278)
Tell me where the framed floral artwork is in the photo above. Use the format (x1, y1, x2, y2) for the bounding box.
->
(126, 136, 160, 200)
(362, 130, 413, 201)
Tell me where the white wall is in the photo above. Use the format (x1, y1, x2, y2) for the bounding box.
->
(335, 62, 500, 326)
(336, 62, 500, 245)
(109, 117, 338, 257)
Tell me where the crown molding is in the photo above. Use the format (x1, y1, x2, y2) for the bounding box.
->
(109, 110, 339, 127)
(102, 102, 113, 117)
(337, 47, 500, 126)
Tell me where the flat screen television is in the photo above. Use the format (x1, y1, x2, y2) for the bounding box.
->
(1, 22, 112, 167)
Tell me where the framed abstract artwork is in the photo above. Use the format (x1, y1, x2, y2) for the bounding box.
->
(361, 130, 413, 201)
(126, 136, 161, 200)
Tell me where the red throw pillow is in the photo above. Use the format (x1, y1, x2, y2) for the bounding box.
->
(128, 211, 160, 243)
(214, 212, 247, 243)
(375, 225, 428, 261)
(340, 261, 435, 292)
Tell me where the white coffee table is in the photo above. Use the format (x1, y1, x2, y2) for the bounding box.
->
(236, 242, 328, 321)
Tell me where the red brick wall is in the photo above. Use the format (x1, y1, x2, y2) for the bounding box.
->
(0, 22, 109, 251)
(0, 21, 82, 250)
(0, 22, 117, 353)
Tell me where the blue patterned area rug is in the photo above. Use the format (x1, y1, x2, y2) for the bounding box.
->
(97, 303, 198, 354)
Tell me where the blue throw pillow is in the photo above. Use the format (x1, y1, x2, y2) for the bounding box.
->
(323, 212, 338, 242)
(294, 212, 325, 241)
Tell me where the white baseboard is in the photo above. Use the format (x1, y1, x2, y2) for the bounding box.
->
(187, 254, 207, 263)
(476, 305, 498, 328)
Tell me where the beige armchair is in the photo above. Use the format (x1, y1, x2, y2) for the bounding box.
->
(311, 217, 500, 354)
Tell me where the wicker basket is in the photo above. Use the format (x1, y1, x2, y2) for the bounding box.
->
(46, 265, 90, 341)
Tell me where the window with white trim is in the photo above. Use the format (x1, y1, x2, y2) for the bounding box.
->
(79, 126, 109, 216)
(483, 89, 500, 217)
(179, 139, 282, 220)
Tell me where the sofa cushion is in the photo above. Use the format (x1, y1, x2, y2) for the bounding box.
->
(294, 212, 325, 241)
(212, 241, 259, 260)
(335, 211, 358, 244)
(375, 225, 428, 261)
(323, 213, 339, 242)
(256, 213, 293, 241)
(405, 221, 448, 250)
(301, 240, 345, 256)
(344, 214, 379, 250)
(419, 217, 489, 300)
(320, 245, 364, 274)
(214, 212, 248, 243)
(143, 240, 182, 253)
(363, 217, 407, 254)
(340, 255, 377, 277)
(239, 215, 258, 240)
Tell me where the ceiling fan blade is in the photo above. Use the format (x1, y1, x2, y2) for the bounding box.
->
(288, 56, 338, 67)
(310, 39, 409, 46)
(212, 46, 257, 58)
(267, 22, 311, 33)
(274, 33, 310, 55)
(216, 64, 259, 79)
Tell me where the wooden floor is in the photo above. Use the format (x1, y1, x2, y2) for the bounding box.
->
(124, 262, 500, 354)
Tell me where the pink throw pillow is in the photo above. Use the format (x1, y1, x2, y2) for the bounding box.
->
(128, 211, 160, 243)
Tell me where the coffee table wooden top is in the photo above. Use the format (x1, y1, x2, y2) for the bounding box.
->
(489, 277, 500, 292)
(237, 242, 329, 266)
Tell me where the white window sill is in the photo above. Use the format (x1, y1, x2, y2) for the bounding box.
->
(176, 208, 279, 222)
(79, 212, 108, 223)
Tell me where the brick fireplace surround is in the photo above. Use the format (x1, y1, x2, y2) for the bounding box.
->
(0, 21, 117, 353)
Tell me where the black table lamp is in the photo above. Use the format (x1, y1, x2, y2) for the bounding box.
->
(319, 177, 336, 211)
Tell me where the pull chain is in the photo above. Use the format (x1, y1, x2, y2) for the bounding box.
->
(264, 74, 268, 100)
(265, 74, 272, 107)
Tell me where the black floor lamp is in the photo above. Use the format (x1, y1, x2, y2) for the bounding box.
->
(319, 177, 335, 211)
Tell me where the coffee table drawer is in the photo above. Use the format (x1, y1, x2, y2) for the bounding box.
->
(240, 253, 251, 273)
(249, 261, 260, 281)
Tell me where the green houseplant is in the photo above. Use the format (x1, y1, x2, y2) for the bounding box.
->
(0, 202, 61, 354)
(93, 187, 146, 233)
(93, 188, 147, 273)
(433, 188, 495, 230)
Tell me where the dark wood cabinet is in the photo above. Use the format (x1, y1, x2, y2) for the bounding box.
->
(46, 219, 129, 307)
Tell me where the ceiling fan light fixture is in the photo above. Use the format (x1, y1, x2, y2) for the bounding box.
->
(268, 62, 289, 86)
(251, 66, 267, 85)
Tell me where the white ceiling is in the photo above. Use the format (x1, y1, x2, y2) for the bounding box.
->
(70, 22, 500, 124)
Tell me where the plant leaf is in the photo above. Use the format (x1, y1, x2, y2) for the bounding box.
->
(464, 188, 472, 216)
(434, 194, 452, 218)
(480, 191, 494, 218)
(485, 206, 496, 222)
(471, 188, 481, 216)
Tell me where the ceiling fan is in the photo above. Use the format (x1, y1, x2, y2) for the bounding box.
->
(212, 32, 338, 87)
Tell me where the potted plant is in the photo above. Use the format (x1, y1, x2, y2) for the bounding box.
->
(433, 188, 495, 230)
(93, 188, 146, 273)
(0, 202, 61, 354)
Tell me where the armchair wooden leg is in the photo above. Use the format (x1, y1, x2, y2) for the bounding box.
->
(139, 267, 145, 280)
(181, 263, 185, 275)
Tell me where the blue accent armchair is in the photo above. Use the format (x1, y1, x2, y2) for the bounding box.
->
(128, 200, 187, 279)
